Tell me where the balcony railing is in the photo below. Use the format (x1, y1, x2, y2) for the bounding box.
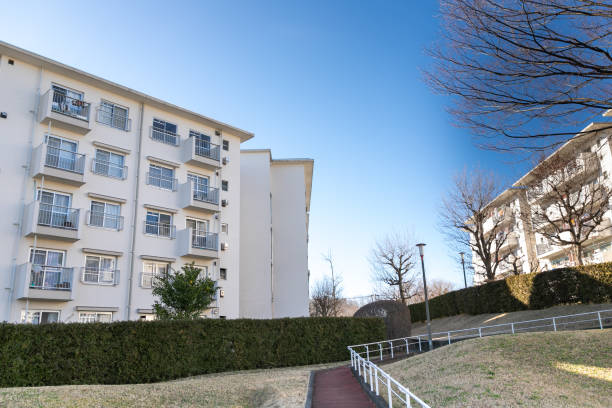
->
(144, 221, 176, 238)
(81, 267, 119, 285)
(45, 146, 86, 174)
(51, 90, 90, 122)
(195, 140, 221, 161)
(150, 126, 180, 146)
(91, 158, 127, 179)
(87, 210, 124, 230)
(192, 231, 218, 250)
(193, 185, 219, 205)
(30, 265, 73, 291)
(96, 107, 131, 131)
(147, 172, 177, 191)
(38, 204, 80, 230)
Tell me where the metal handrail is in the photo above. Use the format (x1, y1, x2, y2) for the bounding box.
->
(80, 267, 119, 285)
(144, 221, 176, 238)
(147, 172, 177, 191)
(150, 126, 180, 146)
(37, 204, 80, 230)
(192, 183, 219, 204)
(87, 210, 124, 230)
(192, 231, 218, 250)
(29, 265, 73, 291)
(194, 140, 221, 161)
(91, 158, 128, 179)
(51, 90, 90, 121)
(96, 107, 131, 131)
(45, 146, 86, 174)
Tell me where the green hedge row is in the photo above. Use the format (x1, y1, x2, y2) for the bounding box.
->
(409, 263, 612, 322)
(0, 316, 385, 387)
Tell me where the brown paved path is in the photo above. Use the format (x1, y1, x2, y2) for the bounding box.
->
(311, 365, 375, 408)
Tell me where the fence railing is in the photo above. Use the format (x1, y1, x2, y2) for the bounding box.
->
(150, 126, 180, 146)
(195, 140, 221, 161)
(87, 210, 124, 230)
(96, 107, 131, 131)
(38, 204, 80, 230)
(348, 308, 612, 408)
(80, 267, 119, 285)
(91, 158, 127, 179)
(192, 184, 219, 205)
(51, 90, 90, 121)
(192, 231, 218, 250)
(144, 221, 176, 238)
(147, 172, 177, 191)
(45, 146, 86, 174)
(29, 265, 73, 291)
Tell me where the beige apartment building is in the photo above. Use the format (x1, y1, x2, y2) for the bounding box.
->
(0, 41, 313, 323)
(472, 117, 612, 285)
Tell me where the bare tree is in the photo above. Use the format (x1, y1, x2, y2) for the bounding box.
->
(440, 168, 513, 282)
(369, 232, 419, 305)
(310, 277, 344, 317)
(526, 149, 612, 265)
(321, 250, 342, 316)
(411, 279, 455, 303)
(426, 0, 612, 151)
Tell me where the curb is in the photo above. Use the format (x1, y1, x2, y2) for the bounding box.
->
(304, 370, 315, 408)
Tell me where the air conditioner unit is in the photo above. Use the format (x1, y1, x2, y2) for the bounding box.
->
(219, 289, 225, 298)
(221, 242, 229, 251)
(222, 157, 230, 165)
(221, 199, 228, 207)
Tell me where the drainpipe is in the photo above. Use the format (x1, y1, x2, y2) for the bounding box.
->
(126, 102, 145, 320)
(6, 65, 43, 322)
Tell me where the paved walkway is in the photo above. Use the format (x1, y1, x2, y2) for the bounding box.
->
(311, 365, 375, 408)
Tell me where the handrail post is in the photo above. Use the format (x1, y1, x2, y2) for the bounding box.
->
(552, 317, 557, 332)
(379, 343, 383, 361)
(405, 388, 412, 408)
(387, 373, 393, 408)
(375, 368, 379, 395)
(404, 338, 409, 355)
(389, 341, 394, 359)
(511, 322, 515, 334)
(478, 327, 482, 338)
(447, 332, 451, 345)
(597, 312, 603, 330)
(366, 345, 369, 361)
(418, 336, 422, 352)
(357, 355, 361, 376)
(369, 363, 373, 390)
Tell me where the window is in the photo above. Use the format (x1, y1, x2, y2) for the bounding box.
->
(79, 312, 112, 323)
(148, 164, 175, 190)
(89, 201, 122, 230)
(21, 310, 60, 324)
(97, 101, 129, 130)
(222, 180, 229, 191)
(142, 261, 168, 288)
(145, 211, 174, 238)
(222, 140, 229, 151)
(45, 135, 79, 172)
(221, 223, 228, 234)
(83, 255, 117, 284)
(93, 149, 126, 179)
(220, 268, 227, 280)
(187, 173, 214, 202)
(152, 118, 178, 145)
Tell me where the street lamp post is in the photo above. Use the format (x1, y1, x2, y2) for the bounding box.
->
(459, 252, 467, 289)
(416, 243, 433, 352)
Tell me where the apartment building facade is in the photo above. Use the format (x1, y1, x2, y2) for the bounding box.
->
(472, 118, 612, 285)
(0, 41, 312, 323)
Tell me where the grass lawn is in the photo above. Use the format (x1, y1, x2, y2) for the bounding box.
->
(0, 362, 345, 408)
(410, 303, 612, 336)
(384, 329, 612, 408)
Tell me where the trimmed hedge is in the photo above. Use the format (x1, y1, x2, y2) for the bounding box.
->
(0, 316, 385, 387)
(409, 263, 612, 322)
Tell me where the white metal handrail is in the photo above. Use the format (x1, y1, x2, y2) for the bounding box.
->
(96, 107, 131, 131)
(91, 158, 127, 179)
(147, 172, 177, 191)
(150, 126, 180, 146)
(45, 146, 86, 174)
(81, 267, 119, 285)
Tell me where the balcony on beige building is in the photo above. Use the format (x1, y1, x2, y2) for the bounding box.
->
(38, 89, 92, 134)
(30, 142, 86, 186)
(23, 201, 80, 241)
(178, 228, 219, 259)
(181, 136, 221, 170)
(14, 263, 74, 301)
(178, 182, 220, 213)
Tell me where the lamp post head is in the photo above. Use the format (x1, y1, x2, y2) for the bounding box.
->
(459, 251, 465, 261)
(416, 243, 426, 257)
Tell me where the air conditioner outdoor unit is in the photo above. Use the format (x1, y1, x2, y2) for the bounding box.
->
(221, 199, 228, 207)
(219, 289, 225, 298)
(221, 242, 229, 251)
(222, 157, 230, 165)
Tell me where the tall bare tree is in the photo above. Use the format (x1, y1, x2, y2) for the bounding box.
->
(426, 0, 612, 150)
(411, 279, 455, 303)
(310, 276, 344, 317)
(440, 168, 513, 282)
(526, 149, 612, 264)
(369, 232, 419, 305)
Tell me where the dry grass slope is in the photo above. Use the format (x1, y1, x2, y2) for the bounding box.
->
(384, 329, 612, 408)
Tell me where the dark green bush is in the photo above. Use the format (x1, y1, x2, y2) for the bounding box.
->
(0, 316, 385, 387)
(409, 263, 612, 322)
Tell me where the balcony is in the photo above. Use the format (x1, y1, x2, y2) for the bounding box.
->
(178, 228, 219, 259)
(143, 221, 176, 239)
(91, 158, 127, 180)
(497, 232, 519, 252)
(14, 263, 73, 301)
(150, 126, 180, 146)
(181, 136, 221, 169)
(178, 181, 219, 213)
(87, 211, 124, 230)
(80, 267, 120, 285)
(38, 89, 92, 134)
(23, 201, 80, 241)
(586, 218, 612, 242)
(30, 143, 86, 186)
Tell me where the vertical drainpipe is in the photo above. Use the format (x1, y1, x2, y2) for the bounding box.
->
(6, 65, 43, 322)
(270, 188, 275, 319)
(126, 101, 145, 320)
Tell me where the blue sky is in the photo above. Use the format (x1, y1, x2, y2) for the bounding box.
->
(1, 1, 533, 297)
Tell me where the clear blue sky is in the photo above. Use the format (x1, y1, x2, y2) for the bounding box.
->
(1, 1, 532, 297)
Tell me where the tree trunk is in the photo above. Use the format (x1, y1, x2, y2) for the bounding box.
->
(576, 245, 584, 266)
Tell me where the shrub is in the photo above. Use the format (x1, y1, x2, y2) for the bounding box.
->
(409, 263, 612, 322)
(0, 316, 384, 387)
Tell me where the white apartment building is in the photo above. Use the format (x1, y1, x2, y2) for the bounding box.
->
(0, 41, 313, 323)
(472, 118, 612, 285)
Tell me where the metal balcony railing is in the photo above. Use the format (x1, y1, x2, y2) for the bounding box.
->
(91, 158, 128, 179)
(147, 172, 177, 191)
(150, 126, 179, 146)
(193, 185, 219, 205)
(144, 221, 176, 238)
(195, 140, 221, 161)
(96, 107, 131, 131)
(87, 210, 124, 230)
(51, 90, 90, 121)
(45, 146, 86, 174)
(81, 267, 119, 285)
(192, 231, 218, 250)
(30, 265, 73, 291)
(38, 204, 80, 230)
